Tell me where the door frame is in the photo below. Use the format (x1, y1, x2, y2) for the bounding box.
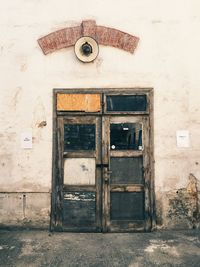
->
(51, 88, 155, 232)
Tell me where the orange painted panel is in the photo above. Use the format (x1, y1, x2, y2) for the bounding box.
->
(57, 93, 101, 112)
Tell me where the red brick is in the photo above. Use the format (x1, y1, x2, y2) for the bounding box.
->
(96, 26, 139, 53)
(38, 26, 81, 55)
(81, 20, 97, 38)
(38, 20, 139, 55)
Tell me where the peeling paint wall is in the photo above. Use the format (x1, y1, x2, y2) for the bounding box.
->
(157, 174, 200, 229)
(0, 193, 50, 228)
(0, 0, 200, 229)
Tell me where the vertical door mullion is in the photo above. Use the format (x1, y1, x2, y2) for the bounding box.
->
(143, 117, 151, 231)
(95, 116, 102, 231)
(56, 117, 64, 230)
(102, 116, 110, 232)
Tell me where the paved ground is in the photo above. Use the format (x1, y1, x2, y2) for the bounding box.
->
(0, 229, 200, 267)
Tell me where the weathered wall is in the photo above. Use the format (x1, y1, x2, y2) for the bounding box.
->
(0, 0, 200, 229)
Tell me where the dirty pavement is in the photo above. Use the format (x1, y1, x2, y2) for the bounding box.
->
(0, 229, 200, 267)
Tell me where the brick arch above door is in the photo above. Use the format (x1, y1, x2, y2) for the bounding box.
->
(38, 20, 139, 55)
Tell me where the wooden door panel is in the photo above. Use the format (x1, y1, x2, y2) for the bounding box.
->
(63, 158, 96, 185)
(103, 116, 150, 232)
(63, 192, 96, 227)
(59, 116, 101, 231)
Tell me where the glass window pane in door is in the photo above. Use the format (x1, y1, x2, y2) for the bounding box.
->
(64, 124, 95, 151)
(110, 123, 142, 150)
(106, 95, 147, 112)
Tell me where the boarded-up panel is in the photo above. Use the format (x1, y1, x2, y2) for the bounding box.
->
(57, 94, 101, 112)
(64, 158, 96, 185)
(63, 192, 96, 226)
(110, 192, 144, 220)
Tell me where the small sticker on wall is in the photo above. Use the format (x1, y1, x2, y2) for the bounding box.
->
(176, 130, 190, 148)
(21, 130, 32, 149)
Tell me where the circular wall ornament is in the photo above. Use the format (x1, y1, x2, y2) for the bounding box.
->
(74, 36, 99, 63)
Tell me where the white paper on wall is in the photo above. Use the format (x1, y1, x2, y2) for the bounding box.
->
(176, 130, 190, 148)
(21, 130, 32, 149)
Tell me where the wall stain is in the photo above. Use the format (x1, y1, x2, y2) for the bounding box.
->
(0, 46, 4, 54)
(81, 164, 89, 172)
(32, 97, 47, 142)
(166, 173, 199, 229)
(37, 121, 47, 128)
(20, 63, 28, 72)
(95, 57, 103, 71)
(10, 87, 22, 110)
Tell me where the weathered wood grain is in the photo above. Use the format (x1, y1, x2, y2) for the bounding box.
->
(57, 94, 101, 112)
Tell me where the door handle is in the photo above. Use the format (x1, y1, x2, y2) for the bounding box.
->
(104, 169, 112, 176)
(104, 169, 112, 184)
(104, 177, 109, 184)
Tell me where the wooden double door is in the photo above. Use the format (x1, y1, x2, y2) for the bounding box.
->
(52, 89, 153, 232)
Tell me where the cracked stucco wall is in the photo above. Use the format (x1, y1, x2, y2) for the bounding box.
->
(0, 0, 200, 228)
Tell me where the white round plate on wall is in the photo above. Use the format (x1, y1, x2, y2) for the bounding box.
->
(74, 36, 99, 63)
